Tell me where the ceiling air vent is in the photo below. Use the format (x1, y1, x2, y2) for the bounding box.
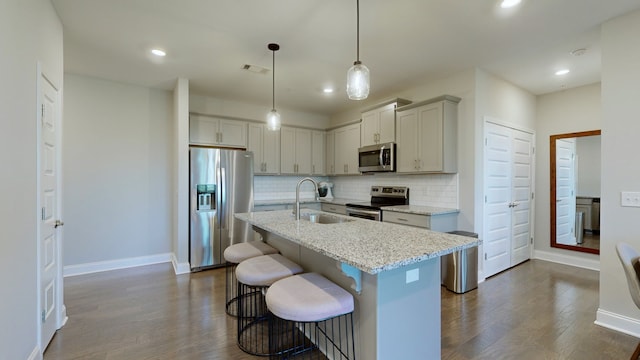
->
(242, 64, 269, 75)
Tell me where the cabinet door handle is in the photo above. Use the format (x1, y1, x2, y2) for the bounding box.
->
(396, 218, 409, 222)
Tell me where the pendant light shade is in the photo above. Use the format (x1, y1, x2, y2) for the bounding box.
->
(347, 61, 370, 100)
(347, 0, 369, 100)
(266, 109, 281, 131)
(266, 43, 281, 131)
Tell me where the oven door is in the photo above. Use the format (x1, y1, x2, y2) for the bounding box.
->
(346, 207, 381, 221)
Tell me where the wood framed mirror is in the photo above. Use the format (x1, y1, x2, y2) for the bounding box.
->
(550, 130, 601, 254)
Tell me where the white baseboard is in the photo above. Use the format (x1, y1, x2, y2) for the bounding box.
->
(171, 253, 191, 275)
(533, 249, 600, 271)
(28, 345, 42, 360)
(59, 304, 68, 328)
(63, 253, 173, 277)
(595, 308, 640, 338)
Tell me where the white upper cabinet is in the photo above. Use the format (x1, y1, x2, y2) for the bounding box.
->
(247, 123, 280, 174)
(360, 99, 411, 146)
(334, 123, 361, 175)
(396, 95, 460, 173)
(325, 130, 335, 175)
(280, 126, 312, 175)
(311, 130, 325, 175)
(189, 114, 247, 148)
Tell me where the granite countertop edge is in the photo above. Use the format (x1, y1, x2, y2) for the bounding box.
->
(235, 210, 480, 275)
(381, 205, 460, 216)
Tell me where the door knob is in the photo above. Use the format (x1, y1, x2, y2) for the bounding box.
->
(54, 220, 64, 228)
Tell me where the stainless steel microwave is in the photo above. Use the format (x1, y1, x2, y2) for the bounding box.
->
(358, 142, 396, 172)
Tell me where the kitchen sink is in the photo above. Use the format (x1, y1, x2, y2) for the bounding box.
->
(300, 213, 354, 224)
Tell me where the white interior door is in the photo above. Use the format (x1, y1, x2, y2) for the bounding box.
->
(555, 138, 576, 245)
(484, 123, 512, 277)
(510, 131, 533, 265)
(39, 73, 63, 349)
(484, 121, 534, 278)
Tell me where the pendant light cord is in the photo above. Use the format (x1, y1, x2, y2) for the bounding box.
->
(356, 0, 360, 62)
(272, 49, 276, 110)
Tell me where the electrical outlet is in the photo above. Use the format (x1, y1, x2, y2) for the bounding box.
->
(406, 268, 419, 284)
(621, 191, 640, 207)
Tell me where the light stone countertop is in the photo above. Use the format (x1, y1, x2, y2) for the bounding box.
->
(381, 205, 459, 216)
(234, 209, 479, 275)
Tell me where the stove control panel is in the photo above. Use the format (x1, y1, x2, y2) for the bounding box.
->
(370, 186, 409, 199)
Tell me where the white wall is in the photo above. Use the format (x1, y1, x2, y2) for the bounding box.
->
(598, 9, 640, 336)
(63, 74, 174, 267)
(0, 0, 63, 358)
(533, 83, 601, 265)
(190, 93, 330, 129)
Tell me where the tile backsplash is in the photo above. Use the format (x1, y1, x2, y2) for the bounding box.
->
(255, 173, 458, 209)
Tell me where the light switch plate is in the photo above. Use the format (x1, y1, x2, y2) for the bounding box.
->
(621, 191, 640, 207)
(406, 268, 419, 284)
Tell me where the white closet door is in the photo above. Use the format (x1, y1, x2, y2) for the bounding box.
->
(484, 122, 533, 278)
(511, 131, 533, 265)
(484, 123, 513, 277)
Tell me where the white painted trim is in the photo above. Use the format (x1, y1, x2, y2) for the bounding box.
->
(533, 249, 600, 271)
(27, 345, 42, 360)
(171, 253, 191, 275)
(63, 253, 173, 277)
(484, 116, 535, 135)
(60, 304, 68, 328)
(595, 308, 640, 338)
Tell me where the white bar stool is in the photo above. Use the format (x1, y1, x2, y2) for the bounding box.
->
(236, 254, 304, 356)
(223, 241, 278, 316)
(266, 272, 356, 359)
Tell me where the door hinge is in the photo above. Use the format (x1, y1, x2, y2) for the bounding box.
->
(531, 192, 534, 200)
(532, 146, 535, 155)
(41, 104, 45, 117)
(531, 237, 534, 244)
(485, 195, 487, 203)
(41, 309, 46, 322)
(41, 207, 45, 220)
(485, 138, 488, 146)
(484, 253, 487, 260)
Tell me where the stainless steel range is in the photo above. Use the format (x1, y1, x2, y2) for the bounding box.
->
(345, 186, 409, 221)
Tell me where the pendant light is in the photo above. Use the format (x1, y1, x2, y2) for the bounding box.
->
(346, 0, 369, 100)
(266, 43, 281, 131)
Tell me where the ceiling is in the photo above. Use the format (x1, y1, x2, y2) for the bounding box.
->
(51, 0, 640, 116)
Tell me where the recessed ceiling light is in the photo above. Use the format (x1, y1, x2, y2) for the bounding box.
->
(500, 0, 521, 8)
(323, 88, 334, 94)
(151, 49, 166, 57)
(555, 69, 570, 76)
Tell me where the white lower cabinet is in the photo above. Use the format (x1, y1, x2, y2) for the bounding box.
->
(321, 203, 347, 215)
(382, 210, 457, 232)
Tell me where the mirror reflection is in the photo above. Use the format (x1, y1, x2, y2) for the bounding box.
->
(550, 130, 601, 254)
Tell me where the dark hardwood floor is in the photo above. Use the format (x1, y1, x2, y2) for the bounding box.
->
(44, 259, 637, 360)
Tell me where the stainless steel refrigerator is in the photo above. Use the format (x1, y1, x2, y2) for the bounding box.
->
(189, 147, 254, 271)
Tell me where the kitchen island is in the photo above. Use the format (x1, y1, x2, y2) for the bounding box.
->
(235, 209, 479, 360)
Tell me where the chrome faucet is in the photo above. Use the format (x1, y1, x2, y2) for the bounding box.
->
(295, 177, 319, 220)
